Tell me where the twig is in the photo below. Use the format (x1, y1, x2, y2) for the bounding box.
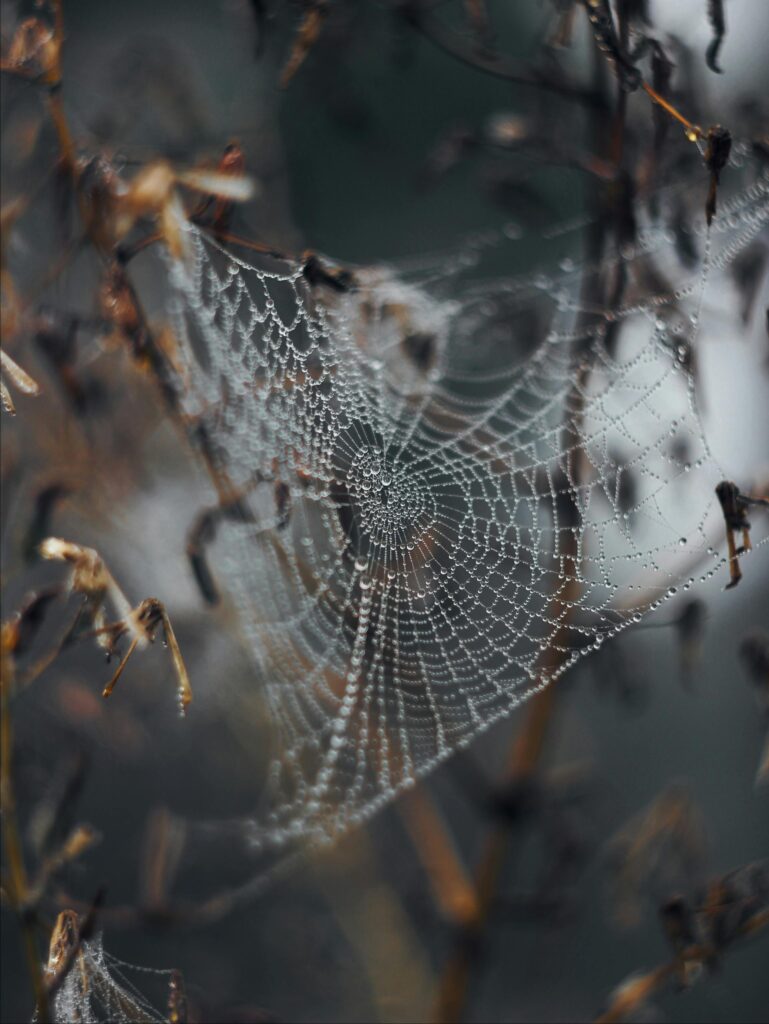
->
(642, 81, 701, 142)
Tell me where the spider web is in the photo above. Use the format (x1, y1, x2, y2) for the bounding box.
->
(159, 164, 768, 852)
(41, 935, 172, 1024)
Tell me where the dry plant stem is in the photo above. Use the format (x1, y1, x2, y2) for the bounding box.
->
(0, 676, 51, 1022)
(280, 1, 327, 88)
(594, 907, 769, 1024)
(398, 787, 479, 926)
(577, 3, 704, 144)
(411, 34, 713, 1007)
(312, 827, 435, 1022)
(595, 963, 676, 1024)
(432, 594, 569, 1023)
(641, 81, 702, 141)
(45, 1, 75, 172)
(433, 43, 612, 1022)
(102, 635, 140, 698)
(1, 48, 191, 1015)
(45, 900, 99, 1002)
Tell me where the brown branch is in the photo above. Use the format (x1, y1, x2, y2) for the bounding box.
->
(432, 39, 614, 1021)
(399, 787, 479, 927)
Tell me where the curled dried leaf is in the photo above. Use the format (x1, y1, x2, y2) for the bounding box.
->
(714, 480, 767, 588)
(0, 350, 40, 394)
(125, 161, 177, 217)
(1, 17, 59, 81)
(101, 598, 191, 713)
(2, 587, 62, 658)
(46, 911, 81, 977)
(0, 347, 42, 415)
(45, 824, 100, 878)
(1, 379, 16, 415)
(99, 261, 142, 343)
(705, 0, 726, 74)
(185, 143, 255, 240)
(39, 537, 136, 637)
(76, 155, 123, 252)
(176, 166, 256, 204)
(704, 124, 732, 226)
(605, 785, 707, 929)
(158, 604, 192, 714)
(580, 0, 642, 92)
(280, 1, 328, 88)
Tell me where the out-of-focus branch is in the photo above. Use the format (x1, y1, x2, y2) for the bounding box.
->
(399, 787, 479, 926)
(595, 906, 769, 1024)
(1, 652, 50, 1022)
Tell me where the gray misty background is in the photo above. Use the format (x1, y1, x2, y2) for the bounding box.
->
(1, 1, 768, 1022)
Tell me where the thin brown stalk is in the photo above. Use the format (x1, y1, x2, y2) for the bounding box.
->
(642, 81, 702, 142)
(433, 43, 612, 1023)
(398, 787, 479, 927)
(1, 664, 51, 1022)
(101, 635, 140, 699)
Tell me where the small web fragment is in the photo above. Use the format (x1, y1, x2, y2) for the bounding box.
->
(41, 932, 171, 1024)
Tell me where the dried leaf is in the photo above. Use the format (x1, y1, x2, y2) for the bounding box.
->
(1, 17, 59, 80)
(1, 379, 15, 415)
(705, 0, 726, 73)
(606, 785, 707, 929)
(280, 1, 328, 88)
(580, 0, 642, 92)
(160, 605, 192, 714)
(1, 348, 42, 406)
(176, 166, 256, 203)
(704, 124, 731, 226)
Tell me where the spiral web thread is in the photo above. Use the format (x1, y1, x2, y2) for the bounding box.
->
(162, 167, 768, 851)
